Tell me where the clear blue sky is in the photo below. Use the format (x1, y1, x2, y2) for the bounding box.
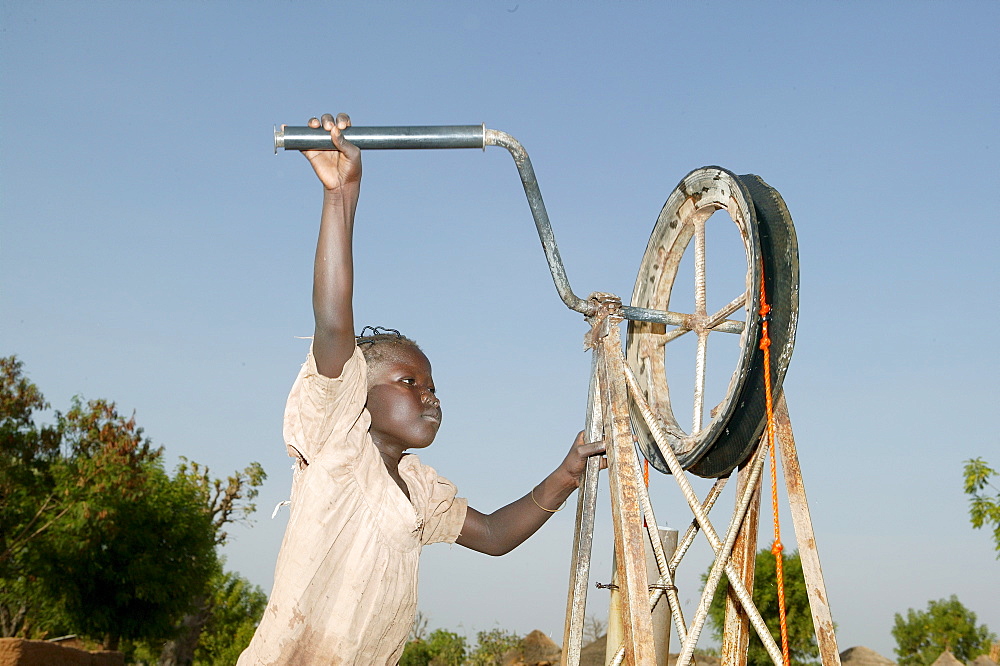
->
(2, 1, 998, 658)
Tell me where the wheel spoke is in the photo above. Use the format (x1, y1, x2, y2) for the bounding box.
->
(660, 292, 748, 348)
(661, 326, 692, 345)
(693, 217, 709, 432)
(706, 292, 747, 330)
(693, 331, 708, 433)
(694, 218, 707, 317)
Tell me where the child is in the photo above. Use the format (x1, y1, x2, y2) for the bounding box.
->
(237, 113, 606, 665)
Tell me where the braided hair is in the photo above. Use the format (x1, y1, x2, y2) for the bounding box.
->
(355, 326, 423, 382)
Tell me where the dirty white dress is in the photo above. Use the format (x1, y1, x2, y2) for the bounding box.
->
(237, 346, 468, 666)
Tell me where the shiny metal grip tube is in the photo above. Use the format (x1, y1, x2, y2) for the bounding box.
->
(274, 124, 486, 153)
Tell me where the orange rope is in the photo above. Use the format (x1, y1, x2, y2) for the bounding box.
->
(642, 458, 649, 528)
(760, 268, 790, 666)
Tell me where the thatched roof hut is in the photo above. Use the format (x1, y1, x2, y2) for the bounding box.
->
(931, 650, 966, 666)
(840, 645, 896, 666)
(969, 656, 999, 666)
(501, 629, 562, 666)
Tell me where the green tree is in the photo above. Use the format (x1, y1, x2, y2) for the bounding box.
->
(0, 356, 62, 636)
(705, 548, 818, 666)
(963, 457, 1000, 557)
(892, 596, 996, 666)
(192, 569, 268, 666)
(158, 458, 266, 666)
(400, 627, 468, 666)
(0, 356, 250, 655)
(34, 397, 218, 650)
(467, 628, 522, 666)
(175, 457, 266, 546)
(399, 638, 434, 666)
(0, 357, 60, 565)
(427, 629, 468, 665)
(427, 629, 466, 666)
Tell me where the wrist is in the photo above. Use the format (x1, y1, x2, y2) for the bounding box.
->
(548, 466, 581, 493)
(322, 181, 360, 201)
(322, 186, 360, 217)
(530, 485, 566, 513)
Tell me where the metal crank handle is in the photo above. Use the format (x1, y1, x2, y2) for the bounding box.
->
(272, 121, 596, 317)
(273, 124, 486, 154)
(272, 121, 694, 326)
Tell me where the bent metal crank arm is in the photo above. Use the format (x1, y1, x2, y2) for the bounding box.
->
(274, 123, 684, 326)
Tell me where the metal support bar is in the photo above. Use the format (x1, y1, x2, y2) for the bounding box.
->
(693, 216, 709, 432)
(622, 305, 745, 333)
(561, 357, 603, 666)
(593, 297, 657, 665)
(670, 479, 728, 572)
(609, 453, 682, 666)
(650, 528, 678, 666)
(775, 394, 842, 666)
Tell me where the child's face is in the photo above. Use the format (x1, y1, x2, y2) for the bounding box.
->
(366, 346, 441, 451)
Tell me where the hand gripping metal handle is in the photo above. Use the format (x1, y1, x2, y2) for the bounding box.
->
(274, 125, 488, 152)
(274, 123, 688, 326)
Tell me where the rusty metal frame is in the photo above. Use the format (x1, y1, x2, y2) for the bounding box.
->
(563, 307, 840, 665)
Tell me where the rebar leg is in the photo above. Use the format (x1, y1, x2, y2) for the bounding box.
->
(721, 449, 763, 666)
(774, 395, 841, 666)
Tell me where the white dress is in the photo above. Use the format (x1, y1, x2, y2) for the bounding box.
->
(237, 346, 468, 665)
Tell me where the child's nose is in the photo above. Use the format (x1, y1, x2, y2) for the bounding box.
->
(421, 389, 439, 406)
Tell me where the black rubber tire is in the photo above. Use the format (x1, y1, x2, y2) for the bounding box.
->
(687, 174, 799, 477)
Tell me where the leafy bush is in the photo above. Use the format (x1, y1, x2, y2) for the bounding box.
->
(892, 596, 996, 666)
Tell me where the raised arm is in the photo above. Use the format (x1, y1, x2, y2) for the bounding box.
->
(456, 432, 606, 556)
(302, 113, 363, 378)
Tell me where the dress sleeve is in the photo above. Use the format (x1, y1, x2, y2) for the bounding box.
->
(415, 468, 469, 546)
(283, 345, 368, 467)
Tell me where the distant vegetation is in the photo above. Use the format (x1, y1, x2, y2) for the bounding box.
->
(6, 352, 998, 665)
(400, 612, 522, 666)
(963, 457, 1000, 557)
(704, 548, 820, 666)
(892, 596, 996, 666)
(0, 355, 266, 664)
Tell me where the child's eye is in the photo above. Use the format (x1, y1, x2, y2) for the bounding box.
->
(401, 377, 415, 385)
